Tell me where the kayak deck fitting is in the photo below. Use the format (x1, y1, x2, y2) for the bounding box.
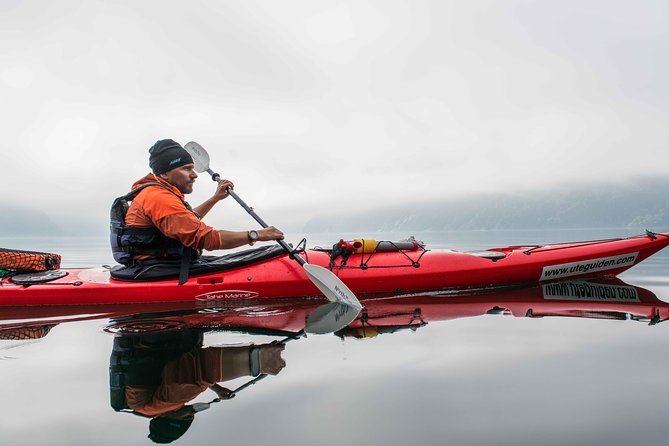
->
(1, 232, 669, 306)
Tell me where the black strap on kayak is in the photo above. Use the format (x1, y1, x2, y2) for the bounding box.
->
(329, 243, 353, 269)
(288, 238, 308, 262)
(178, 247, 191, 285)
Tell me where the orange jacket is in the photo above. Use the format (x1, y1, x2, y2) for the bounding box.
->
(125, 346, 255, 417)
(125, 174, 223, 254)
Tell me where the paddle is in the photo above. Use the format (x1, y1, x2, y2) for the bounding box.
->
(183, 141, 362, 310)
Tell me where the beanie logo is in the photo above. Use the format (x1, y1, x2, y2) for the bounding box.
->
(169, 157, 182, 165)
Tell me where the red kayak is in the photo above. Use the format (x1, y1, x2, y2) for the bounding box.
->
(1, 232, 668, 306)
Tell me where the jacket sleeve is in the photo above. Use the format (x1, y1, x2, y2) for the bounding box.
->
(139, 188, 223, 251)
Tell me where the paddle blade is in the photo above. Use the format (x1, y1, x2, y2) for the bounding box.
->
(184, 141, 210, 173)
(191, 402, 212, 412)
(305, 301, 360, 334)
(302, 263, 362, 310)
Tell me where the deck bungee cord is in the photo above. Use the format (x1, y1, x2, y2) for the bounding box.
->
(328, 237, 428, 270)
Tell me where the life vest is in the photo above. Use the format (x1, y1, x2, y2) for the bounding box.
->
(110, 183, 199, 265)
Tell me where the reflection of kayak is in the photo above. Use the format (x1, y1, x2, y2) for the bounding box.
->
(1, 232, 669, 306)
(338, 277, 669, 338)
(2, 277, 668, 340)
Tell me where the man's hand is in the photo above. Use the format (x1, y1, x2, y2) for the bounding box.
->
(258, 344, 286, 375)
(258, 226, 284, 242)
(211, 384, 236, 400)
(213, 179, 234, 201)
(193, 179, 234, 217)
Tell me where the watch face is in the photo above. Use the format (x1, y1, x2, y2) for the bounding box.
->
(249, 230, 259, 240)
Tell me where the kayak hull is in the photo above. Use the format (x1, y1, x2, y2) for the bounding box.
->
(2, 233, 668, 306)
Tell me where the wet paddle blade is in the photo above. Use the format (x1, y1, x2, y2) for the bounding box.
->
(184, 141, 210, 173)
(303, 263, 362, 310)
(305, 301, 360, 334)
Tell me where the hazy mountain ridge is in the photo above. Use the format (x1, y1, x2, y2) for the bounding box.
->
(3, 179, 668, 236)
(0, 204, 64, 236)
(304, 179, 669, 232)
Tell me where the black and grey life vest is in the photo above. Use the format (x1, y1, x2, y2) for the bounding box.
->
(110, 183, 198, 266)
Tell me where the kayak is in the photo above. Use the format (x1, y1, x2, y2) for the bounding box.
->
(1, 232, 669, 306)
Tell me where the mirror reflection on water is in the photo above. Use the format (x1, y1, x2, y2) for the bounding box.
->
(2, 229, 669, 446)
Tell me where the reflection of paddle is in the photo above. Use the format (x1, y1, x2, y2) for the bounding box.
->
(190, 300, 360, 412)
(184, 141, 361, 310)
(305, 301, 360, 334)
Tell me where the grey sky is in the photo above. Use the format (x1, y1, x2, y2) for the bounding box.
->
(2, 0, 667, 232)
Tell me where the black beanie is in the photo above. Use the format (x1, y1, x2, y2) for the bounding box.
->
(148, 416, 194, 444)
(149, 139, 194, 175)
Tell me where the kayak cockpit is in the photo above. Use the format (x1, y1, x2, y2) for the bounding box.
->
(110, 245, 287, 282)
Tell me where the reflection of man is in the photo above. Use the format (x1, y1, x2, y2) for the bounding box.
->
(109, 330, 286, 443)
(129, 344, 286, 416)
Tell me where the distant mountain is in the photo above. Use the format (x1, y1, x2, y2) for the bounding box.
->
(303, 178, 669, 232)
(0, 204, 65, 236)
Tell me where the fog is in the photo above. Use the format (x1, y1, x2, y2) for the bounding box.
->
(2, 1, 667, 233)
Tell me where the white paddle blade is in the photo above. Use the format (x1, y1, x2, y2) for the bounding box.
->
(305, 302, 360, 334)
(184, 141, 210, 173)
(302, 263, 362, 310)
(191, 402, 211, 412)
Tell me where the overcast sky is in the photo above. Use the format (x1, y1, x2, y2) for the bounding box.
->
(2, 0, 668, 232)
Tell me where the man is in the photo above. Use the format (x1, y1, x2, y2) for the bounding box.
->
(111, 139, 284, 266)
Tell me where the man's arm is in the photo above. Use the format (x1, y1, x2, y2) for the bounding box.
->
(193, 179, 233, 218)
(148, 184, 284, 251)
(218, 227, 284, 249)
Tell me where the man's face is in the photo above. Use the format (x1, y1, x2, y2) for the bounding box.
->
(160, 163, 198, 194)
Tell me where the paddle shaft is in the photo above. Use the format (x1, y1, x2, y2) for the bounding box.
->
(207, 168, 305, 266)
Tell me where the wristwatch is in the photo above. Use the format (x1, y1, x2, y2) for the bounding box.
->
(248, 230, 259, 243)
(249, 347, 261, 376)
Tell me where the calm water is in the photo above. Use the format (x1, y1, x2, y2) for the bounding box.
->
(2, 228, 669, 446)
